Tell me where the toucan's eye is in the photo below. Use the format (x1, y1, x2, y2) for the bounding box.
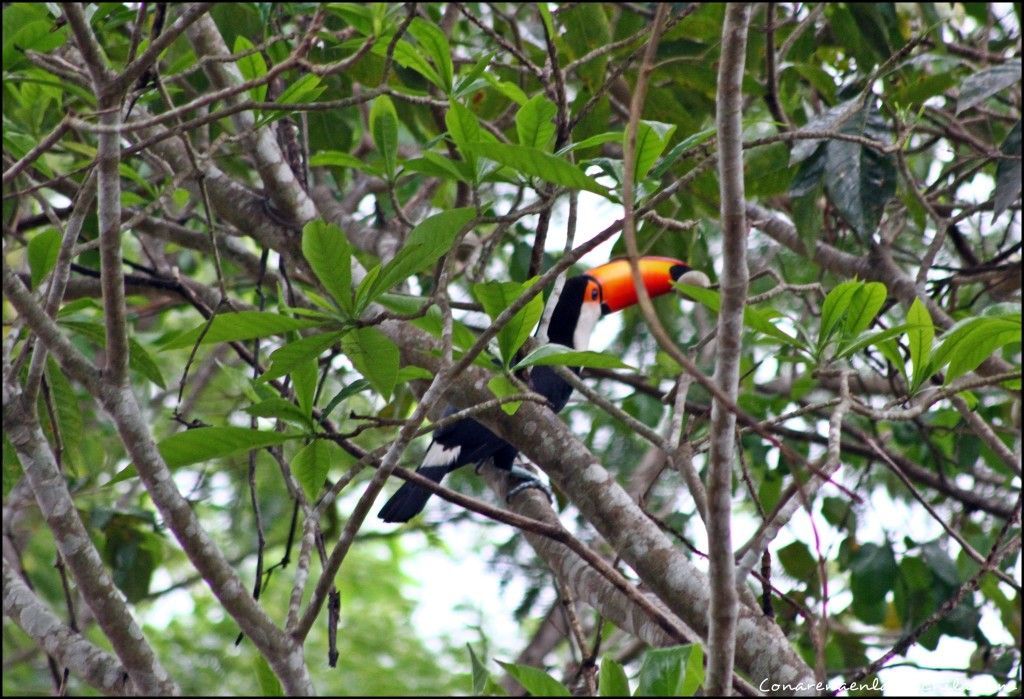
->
(590, 288, 599, 300)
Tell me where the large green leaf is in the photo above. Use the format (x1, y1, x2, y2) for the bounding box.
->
(446, 102, 482, 174)
(473, 279, 545, 367)
(993, 120, 1021, 219)
(407, 18, 453, 93)
(291, 439, 340, 501)
(931, 314, 1021, 383)
(341, 326, 399, 399)
(512, 344, 633, 371)
(636, 645, 700, 696)
(956, 59, 1022, 114)
(906, 298, 934, 391)
(302, 220, 354, 315)
(823, 104, 897, 240)
(45, 356, 81, 468)
(496, 661, 570, 697)
(355, 207, 476, 311)
(233, 35, 267, 102)
(468, 141, 608, 195)
(632, 120, 676, 182)
(160, 312, 324, 350)
(260, 331, 344, 384)
(370, 94, 399, 179)
(598, 657, 630, 697)
(157, 427, 301, 468)
(515, 94, 557, 151)
(818, 280, 863, 350)
(253, 656, 283, 696)
(389, 38, 444, 90)
(27, 228, 61, 288)
(843, 282, 887, 337)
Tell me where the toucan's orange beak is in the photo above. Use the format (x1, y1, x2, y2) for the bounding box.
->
(585, 256, 708, 314)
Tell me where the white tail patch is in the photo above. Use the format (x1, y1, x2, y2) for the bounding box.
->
(423, 442, 461, 467)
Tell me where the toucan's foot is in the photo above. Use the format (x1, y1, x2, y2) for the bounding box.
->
(506, 464, 554, 505)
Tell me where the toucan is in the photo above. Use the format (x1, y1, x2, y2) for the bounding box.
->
(377, 256, 709, 523)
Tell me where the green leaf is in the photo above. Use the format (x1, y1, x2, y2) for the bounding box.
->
(454, 51, 496, 98)
(482, 72, 528, 106)
(818, 280, 863, 351)
(301, 221, 354, 315)
(389, 38, 444, 90)
(127, 336, 167, 389)
(254, 73, 324, 128)
(292, 439, 338, 501)
(599, 657, 630, 697)
(931, 314, 1021, 382)
(876, 337, 907, 384)
(291, 348, 318, 418)
(370, 94, 399, 179)
(467, 644, 505, 696)
(403, 152, 471, 182)
(488, 374, 522, 415)
(309, 150, 375, 172)
(473, 280, 545, 366)
(322, 379, 371, 418)
(636, 645, 698, 696)
(497, 661, 570, 697)
(956, 59, 1022, 114)
(681, 644, 704, 696)
(850, 542, 898, 601)
(260, 331, 344, 384)
(233, 35, 267, 102)
(253, 655, 283, 696)
(632, 120, 676, 182)
(993, 120, 1021, 219)
(468, 141, 607, 195)
(302, 220, 354, 315)
(843, 282, 887, 338)
(558, 131, 622, 155)
(277, 72, 323, 106)
(356, 207, 476, 311)
(160, 312, 324, 350)
(536, 1, 556, 39)
(45, 356, 81, 467)
(27, 228, 61, 288)
(945, 322, 1020, 384)
(778, 541, 817, 579)
(341, 327, 399, 399)
(513, 344, 634, 371)
(834, 322, 925, 361)
(906, 298, 934, 391)
(157, 427, 300, 469)
(446, 102, 482, 173)
(648, 126, 717, 180)
(823, 105, 897, 239)
(408, 18, 453, 93)
(516, 94, 557, 150)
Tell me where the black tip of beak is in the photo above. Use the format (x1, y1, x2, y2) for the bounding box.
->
(669, 264, 691, 282)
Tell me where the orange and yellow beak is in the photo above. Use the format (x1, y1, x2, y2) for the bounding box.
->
(584, 256, 708, 314)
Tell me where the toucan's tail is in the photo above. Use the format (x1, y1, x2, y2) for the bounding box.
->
(377, 465, 449, 523)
